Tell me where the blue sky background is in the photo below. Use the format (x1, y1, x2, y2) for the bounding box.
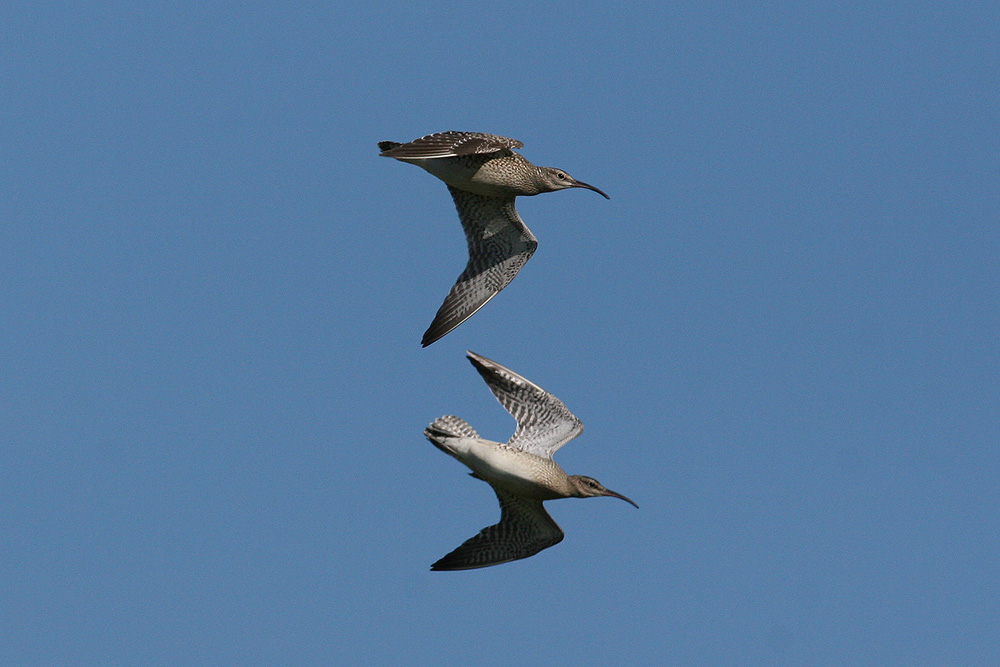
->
(3, 2, 998, 665)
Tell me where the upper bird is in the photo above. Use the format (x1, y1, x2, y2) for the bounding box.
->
(424, 351, 636, 571)
(378, 131, 609, 347)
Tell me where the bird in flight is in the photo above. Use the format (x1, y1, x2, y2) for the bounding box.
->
(378, 131, 609, 346)
(424, 351, 636, 570)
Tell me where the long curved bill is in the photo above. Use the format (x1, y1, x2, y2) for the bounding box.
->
(602, 488, 638, 508)
(570, 179, 610, 199)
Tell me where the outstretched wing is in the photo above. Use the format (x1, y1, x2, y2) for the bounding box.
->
(431, 486, 563, 571)
(380, 131, 523, 159)
(466, 351, 583, 459)
(421, 187, 537, 346)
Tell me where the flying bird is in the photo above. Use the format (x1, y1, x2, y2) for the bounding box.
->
(424, 351, 636, 570)
(378, 131, 609, 346)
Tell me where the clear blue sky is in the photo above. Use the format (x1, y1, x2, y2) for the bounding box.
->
(3, 2, 998, 665)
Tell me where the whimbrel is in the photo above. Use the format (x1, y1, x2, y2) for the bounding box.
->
(378, 132, 609, 347)
(424, 351, 636, 570)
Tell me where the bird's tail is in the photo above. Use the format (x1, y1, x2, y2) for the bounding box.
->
(378, 141, 402, 153)
(424, 415, 479, 454)
(425, 415, 479, 439)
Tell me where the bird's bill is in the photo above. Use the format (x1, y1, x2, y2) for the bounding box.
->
(570, 179, 610, 199)
(602, 488, 638, 508)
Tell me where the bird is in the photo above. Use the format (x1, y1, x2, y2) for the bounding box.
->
(378, 131, 609, 347)
(423, 351, 636, 570)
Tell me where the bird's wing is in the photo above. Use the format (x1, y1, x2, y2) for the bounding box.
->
(466, 351, 584, 459)
(380, 131, 523, 159)
(421, 188, 537, 346)
(431, 486, 564, 571)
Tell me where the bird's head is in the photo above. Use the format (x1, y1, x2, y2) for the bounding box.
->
(569, 475, 638, 507)
(536, 167, 610, 199)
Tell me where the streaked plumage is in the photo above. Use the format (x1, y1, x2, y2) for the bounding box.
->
(378, 131, 609, 346)
(424, 351, 636, 571)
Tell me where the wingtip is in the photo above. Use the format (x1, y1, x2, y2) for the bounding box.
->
(429, 556, 470, 572)
(420, 322, 445, 347)
(421, 317, 459, 347)
(465, 350, 492, 372)
(429, 560, 466, 572)
(420, 330, 441, 347)
(429, 554, 513, 571)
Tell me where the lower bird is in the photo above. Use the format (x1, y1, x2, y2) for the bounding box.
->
(424, 351, 636, 571)
(378, 131, 609, 347)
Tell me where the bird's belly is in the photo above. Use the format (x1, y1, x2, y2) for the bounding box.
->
(463, 443, 558, 498)
(408, 159, 519, 197)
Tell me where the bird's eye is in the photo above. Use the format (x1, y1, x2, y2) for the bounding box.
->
(557, 172, 567, 180)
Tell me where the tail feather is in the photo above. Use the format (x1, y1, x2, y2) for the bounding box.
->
(424, 415, 479, 441)
(378, 140, 402, 154)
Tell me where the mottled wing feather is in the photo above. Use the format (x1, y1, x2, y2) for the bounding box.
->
(421, 187, 537, 346)
(431, 486, 564, 571)
(380, 131, 523, 159)
(466, 352, 584, 458)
